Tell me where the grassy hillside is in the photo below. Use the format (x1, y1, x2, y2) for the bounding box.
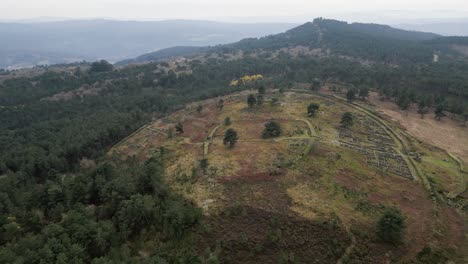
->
(110, 86, 466, 263)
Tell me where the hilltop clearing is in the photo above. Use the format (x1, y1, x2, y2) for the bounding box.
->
(111, 87, 466, 263)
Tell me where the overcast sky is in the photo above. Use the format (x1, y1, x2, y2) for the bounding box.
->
(3, 0, 468, 23)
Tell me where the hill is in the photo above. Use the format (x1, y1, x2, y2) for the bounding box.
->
(120, 18, 448, 65)
(118, 18, 468, 116)
(109, 87, 466, 263)
(0, 19, 296, 69)
(0, 18, 467, 263)
(117, 46, 208, 65)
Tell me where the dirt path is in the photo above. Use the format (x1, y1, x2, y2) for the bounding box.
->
(203, 116, 318, 156)
(337, 233, 356, 264)
(296, 118, 319, 137)
(204, 124, 222, 155)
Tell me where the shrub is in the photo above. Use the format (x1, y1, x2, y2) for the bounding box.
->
(340, 112, 353, 128)
(307, 103, 320, 117)
(377, 209, 405, 244)
(262, 121, 282, 139)
(247, 94, 257, 108)
(346, 89, 356, 101)
(223, 128, 239, 148)
(224, 117, 232, 126)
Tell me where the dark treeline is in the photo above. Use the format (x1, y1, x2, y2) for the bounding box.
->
(0, 59, 255, 262)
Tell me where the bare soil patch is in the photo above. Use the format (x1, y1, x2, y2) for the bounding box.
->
(368, 92, 468, 164)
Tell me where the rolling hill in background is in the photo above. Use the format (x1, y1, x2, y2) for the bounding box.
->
(120, 18, 468, 65)
(0, 19, 296, 69)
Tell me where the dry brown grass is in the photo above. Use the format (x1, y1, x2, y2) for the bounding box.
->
(368, 92, 468, 164)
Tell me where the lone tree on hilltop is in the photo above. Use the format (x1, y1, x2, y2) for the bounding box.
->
(175, 122, 184, 134)
(247, 94, 257, 108)
(417, 100, 429, 119)
(223, 128, 239, 148)
(262, 121, 282, 139)
(359, 87, 369, 100)
(435, 104, 446, 121)
(258, 85, 266, 95)
(196, 104, 203, 114)
(200, 158, 208, 174)
(307, 103, 320, 117)
(311, 79, 321, 91)
(397, 94, 411, 111)
(224, 117, 232, 126)
(346, 89, 356, 101)
(217, 99, 224, 110)
(341, 112, 353, 128)
(377, 209, 406, 244)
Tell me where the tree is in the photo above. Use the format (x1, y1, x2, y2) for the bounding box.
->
(200, 159, 208, 174)
(114, 194, 157, 239)
(256, 94, 264, 106)
(262, 121, 282, 139)
(307, 103, 320, 117)
(90, 60, 113, 73)
(217, 99, 224, 110)
(417, 100, 428, 119)
(196, 104, 203, 114)
(175, 122, 184, 134)
(435, 104, 446, 121)
(258, 85, 266, 95)
(223, 128, 239, 148)
(247, 94, 257, 108)
(398, 94, 411, 111)
(224, 117, 232, 126)
(358, 87, 369, 100)
(377, 209, 405, 244)
(341, 112, 353, 128)
(311, 79, 320, 91)
(346, 89, 356, 101)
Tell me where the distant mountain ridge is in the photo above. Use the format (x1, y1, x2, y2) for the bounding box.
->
(121, 18, 467, 65)
(0, 19, 297, 69)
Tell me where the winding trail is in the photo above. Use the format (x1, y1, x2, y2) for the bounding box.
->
(337, 233, 356, 264)
(204, 125, 222, 155)
(203, 117, 318, 156)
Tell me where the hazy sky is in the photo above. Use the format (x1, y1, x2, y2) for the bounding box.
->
(3, 0, 468, 22)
